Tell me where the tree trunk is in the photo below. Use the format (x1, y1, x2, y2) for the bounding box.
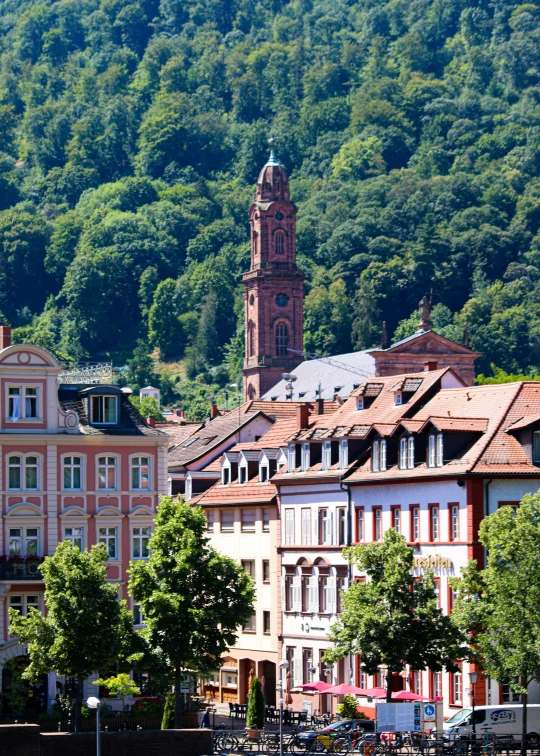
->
(74, 677, 83, 733)
(174, 667, 183, 729)
(386, 671, 392, 703)
(521, 684, 529, 756)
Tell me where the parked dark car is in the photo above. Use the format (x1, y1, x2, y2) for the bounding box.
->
(296, 719, 375, 749)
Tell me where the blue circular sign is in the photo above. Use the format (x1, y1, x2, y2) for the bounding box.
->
(424, 704, 435, 717)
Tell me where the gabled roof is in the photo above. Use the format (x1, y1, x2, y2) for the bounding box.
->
(368, 329, 480, 356)
(167, 410, 272, 468)
(421, 417, 489, 433)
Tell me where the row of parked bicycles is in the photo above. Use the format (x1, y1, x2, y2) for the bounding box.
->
(214, 723, 525, 756)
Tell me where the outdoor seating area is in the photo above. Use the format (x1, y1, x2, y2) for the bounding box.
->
(227, 703, 309, 725)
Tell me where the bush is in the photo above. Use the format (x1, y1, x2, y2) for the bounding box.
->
(246, 677, 265, 730)
(161, 692, 175, 729)
(337, 694, 365, 720)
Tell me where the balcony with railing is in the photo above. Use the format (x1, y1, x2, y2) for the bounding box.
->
(0, 555, 44, 580)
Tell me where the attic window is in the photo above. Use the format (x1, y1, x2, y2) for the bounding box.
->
(338, 439, 348, 470)
(334, 386, 342, 394)
(91, 395, 118, 424)
(239, 466, 247, 485)
(260, 465, 269, 483)
(353, 384, 360, 390)
(271, 396, 278, 401)
(394, 392, 403, 406)
(302, 443, 310, 472)
(200, 436, 217, 446)
(356, 397, 364, 411)
(322, 440, 331, 471)
(298, 392, 306, 398)
(534, 432, 540, 465)
(222, 467, 231, 485)
(184, 437, 199, 447)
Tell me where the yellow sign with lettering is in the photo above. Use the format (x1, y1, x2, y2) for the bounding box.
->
(414, 555, 452, 569)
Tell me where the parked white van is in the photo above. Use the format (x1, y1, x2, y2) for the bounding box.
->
(444, 705, 540, 744)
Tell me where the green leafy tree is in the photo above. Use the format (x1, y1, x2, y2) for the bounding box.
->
(9, 542, 133, 731)
(129, 394, 165, 421)
(246, 676, 265, 730)
(123, 339, 159, 394)
(331, 136, 386, 181)
(148, 278, 184, 359)
(324, 529, 465, 701)
(93, 673, 140, 713)
(129, 496, 255, 727)
(451, 494, 540, 754)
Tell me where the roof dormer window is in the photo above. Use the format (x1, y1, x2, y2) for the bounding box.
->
(322, 440, 331, 471)
(338, 439, 348, 470)
(428, 434, 444, 467)
(302, 443, 310, 472)
(91, 395, 118, 424)
(394, 392, 403, 406)
(239, 465, 247, 485)
(373, 439, 387, 473)
(222, 466, 231, 485)
(288, 443, 296, 473)
(356, 397, 364, 411)
(260, 464, 269, 483)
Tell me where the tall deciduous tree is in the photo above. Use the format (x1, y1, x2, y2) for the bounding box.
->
(9, 542, 133, 731)
(324, 529, 465, 701)
(451, 494, 540, 754)
(129, 496, 255, 727)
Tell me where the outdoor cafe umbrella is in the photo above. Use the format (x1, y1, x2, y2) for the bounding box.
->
(325, 684, 369, 695)
(391, 691, 430, 702)
(295, 681, 332, 692)
(360, 687, 387, 699)
(285, 671, 294, 705)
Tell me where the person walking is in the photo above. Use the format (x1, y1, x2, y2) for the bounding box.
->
(200, 706, 212, 728)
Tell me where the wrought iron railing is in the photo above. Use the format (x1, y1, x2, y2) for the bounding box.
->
(0, 556, 44, 580)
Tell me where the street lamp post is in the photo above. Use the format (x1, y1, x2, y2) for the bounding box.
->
(469, 672, 479, 739)
(86, 696, 101, 756)
(279, 660, 289, 756)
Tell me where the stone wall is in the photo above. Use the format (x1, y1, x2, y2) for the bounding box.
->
(0, 724, 40, 756)
(0, 726, 213, 756)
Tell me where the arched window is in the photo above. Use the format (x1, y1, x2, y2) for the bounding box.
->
(275, 322, 289, 356)
(247, 384, 256, 400)
(275, 232, 285, 255)
(248, 320, 256, 357)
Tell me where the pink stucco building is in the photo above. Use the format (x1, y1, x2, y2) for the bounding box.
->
(0, 329, 168, 711)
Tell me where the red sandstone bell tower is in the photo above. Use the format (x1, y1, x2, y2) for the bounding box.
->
(242, 140, 304, 401)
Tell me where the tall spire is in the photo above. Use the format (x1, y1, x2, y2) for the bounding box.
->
(267, 136, 279, 165)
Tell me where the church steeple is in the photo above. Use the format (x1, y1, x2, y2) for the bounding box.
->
(242, 140, 304, 402)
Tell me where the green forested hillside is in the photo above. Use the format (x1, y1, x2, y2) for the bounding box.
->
(0, 0, 539, 415)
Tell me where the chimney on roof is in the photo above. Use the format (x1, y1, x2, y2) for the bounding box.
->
(316, 397, 324, 416)
(0, 326, 11, 350)
(210, 404, 220, 419)
(424, 361, 438, 372)
(334, 395, 344, 406)
(381, 321, 388, 349)
(297, 404, 309, 429)
(146, 416, 156, 427)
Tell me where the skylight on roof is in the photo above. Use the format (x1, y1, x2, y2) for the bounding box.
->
(200, 436, 217, 446)
(184, 437, 199, 447)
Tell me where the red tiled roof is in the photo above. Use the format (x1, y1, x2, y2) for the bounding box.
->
(421, 417, 489, 433)
(196, 476, 277, 506)
(251, 417, 299, 449)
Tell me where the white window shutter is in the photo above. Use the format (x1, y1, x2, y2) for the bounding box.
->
(308, 577, 318, 613)
(292, 577, 302, 612)
(313, 510, 319, 544)
(281, 576, 286, 608)
(294, 649, 302, 686)
(328, 577, 337, 614)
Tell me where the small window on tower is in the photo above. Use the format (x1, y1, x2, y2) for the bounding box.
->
(275, 233, 285, 255)
(249, 294, 255, 306)
(276, 322, 289, 356)
(248, 321, 256, 357)
(275, 293, 289, 307)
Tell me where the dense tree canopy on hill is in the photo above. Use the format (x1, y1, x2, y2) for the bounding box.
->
(1, 0, 540, 415)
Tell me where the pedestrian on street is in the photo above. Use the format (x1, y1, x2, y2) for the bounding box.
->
(200, 706, 212, 728)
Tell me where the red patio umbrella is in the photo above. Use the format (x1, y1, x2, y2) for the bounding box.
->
(392, 690, 430, 701)
(325, 684, 369, 695)
(359, 687, 387, 698)
(295, 681, 332, 692)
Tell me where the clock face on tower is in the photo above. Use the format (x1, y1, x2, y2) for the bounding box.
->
(275, 212, 284, 220)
